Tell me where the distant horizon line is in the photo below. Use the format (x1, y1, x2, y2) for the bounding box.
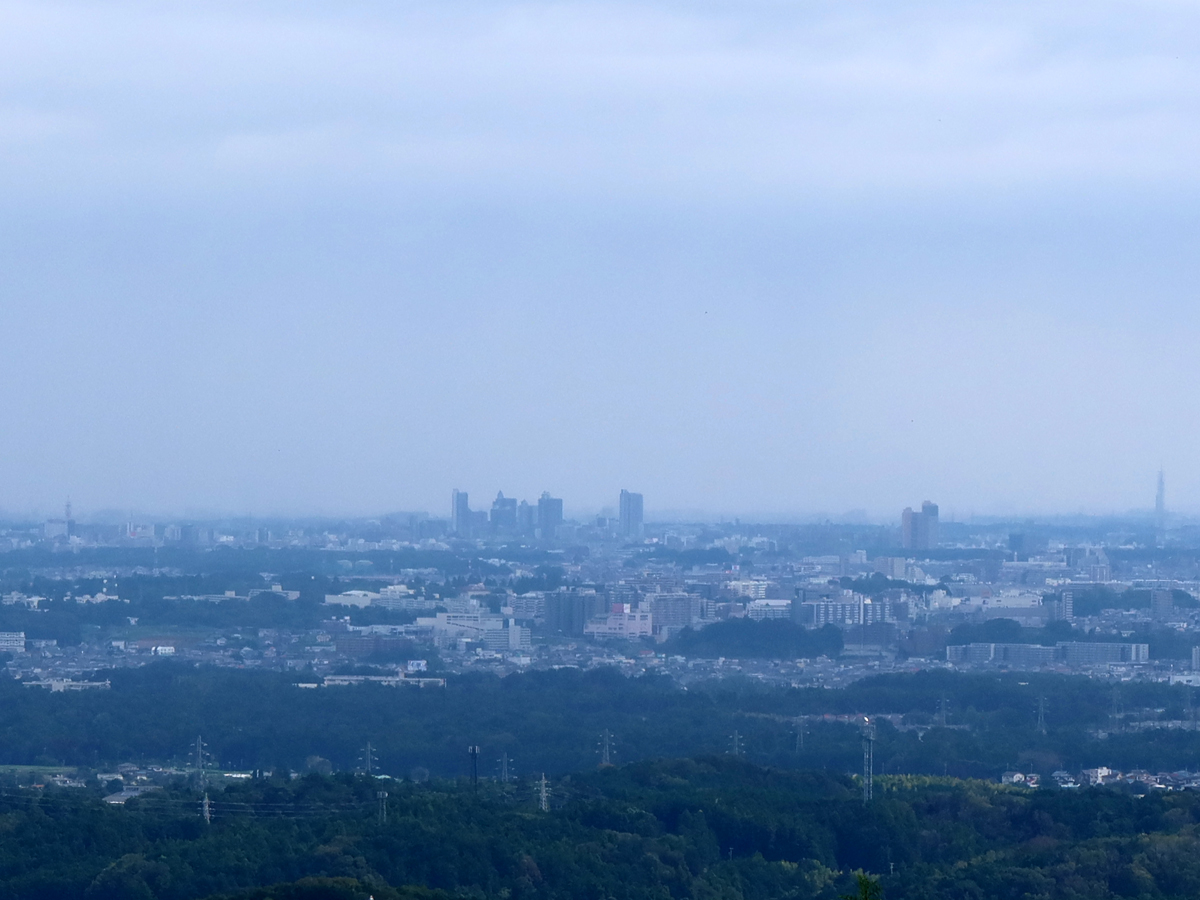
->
(0, 505, 1188, 528)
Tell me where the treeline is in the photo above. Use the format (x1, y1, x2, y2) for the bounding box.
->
(5, 665, 1200, 778)
(6, 758, 1200, 900)
(666, 620, 844, 659)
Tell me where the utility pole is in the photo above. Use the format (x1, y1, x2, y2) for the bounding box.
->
(600, 729, 613, 767)
(468, 745, 480, 792)
(861, 718, 875, 803)
(538, 773, 549, 811)
(377, 790, 389, 825)
(1037, 696, 1047, 735)
(201, 792, 211, 825)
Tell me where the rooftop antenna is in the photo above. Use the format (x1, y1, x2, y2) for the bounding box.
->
(538, 773, 550, 811)
(862, 718, 875, 803)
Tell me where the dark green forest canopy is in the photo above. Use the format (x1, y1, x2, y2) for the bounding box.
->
(4, 759, 1200, 900)
(6, 665, 1200, 778)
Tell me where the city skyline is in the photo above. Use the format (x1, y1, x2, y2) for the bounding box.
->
(0, 480, 1183, 527)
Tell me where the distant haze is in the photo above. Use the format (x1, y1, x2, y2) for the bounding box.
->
(2, 0, 1199, 519)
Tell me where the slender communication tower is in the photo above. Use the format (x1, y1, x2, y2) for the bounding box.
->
(795, 718, 806, 753)
(538, 774, 550, 811)
(730, 730, 743, 757)
(937, 695, 949, 728)
(468, 745, 480, 791)
(361, 742, 376, 775)
(861, 718, 875, 803)
(1037, 696, 1047, 735)
(1156, 469, 1167, 535)
(499, 752, 511, 782)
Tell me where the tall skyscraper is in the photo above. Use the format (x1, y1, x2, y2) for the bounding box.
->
(619, 489, 643, 538)
(537, 492, 563, 540)
(517, 500, 536, 536)
(901, 501, 939, 550)
(490, 492, 518, 533)
(451, 489, 470, 536)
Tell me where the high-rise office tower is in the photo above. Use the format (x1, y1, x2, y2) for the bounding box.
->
(619, 490, 643, 538)
(537, 492, 563, 540)
(517, 500, 536, 536)
(451, 490, 471, 536)
(490, 492, 518, 533)
(901, 501, 939, 550)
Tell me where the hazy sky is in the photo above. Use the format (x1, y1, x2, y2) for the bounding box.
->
(3, 0, 1200, 520)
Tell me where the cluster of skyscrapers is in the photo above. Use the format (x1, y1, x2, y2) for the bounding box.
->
(450, 488, 643, 540)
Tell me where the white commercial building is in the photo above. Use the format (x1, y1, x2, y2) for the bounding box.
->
(324, 591, 379, 608)
(746, 600, 792, 620)
(585, 604, 653, 640)
(0, 632, 25, 653)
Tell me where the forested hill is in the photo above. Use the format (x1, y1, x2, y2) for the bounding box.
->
(7, 663, 1200, 778)
(5, 758, 1200, 900)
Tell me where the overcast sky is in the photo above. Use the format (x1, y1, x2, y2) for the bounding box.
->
(2, 0, 1200, 521)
